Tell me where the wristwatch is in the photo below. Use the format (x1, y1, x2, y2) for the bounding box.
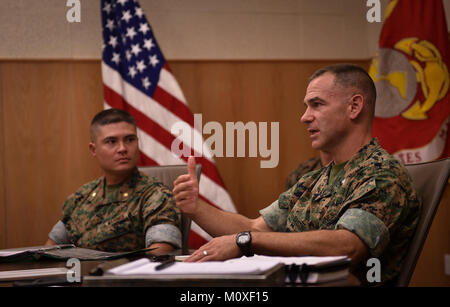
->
(236, 231, 254, 257)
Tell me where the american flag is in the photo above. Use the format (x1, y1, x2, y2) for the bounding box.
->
(100, 0, 236, 248)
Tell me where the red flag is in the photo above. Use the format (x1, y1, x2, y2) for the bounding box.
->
(369, 0, 450, 164)
(100, 0, 236, 249)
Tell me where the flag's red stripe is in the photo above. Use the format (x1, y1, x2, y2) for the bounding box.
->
(188, 230, 209, 249)
(104, 84, 227, 189)
(137, 152, 158, 167)
(153, 86, 194, 127)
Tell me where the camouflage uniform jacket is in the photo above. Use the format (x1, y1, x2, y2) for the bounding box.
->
(61, 168, 181, 252)
(261, 138, 421, 285)
(285, 156, 323, 189)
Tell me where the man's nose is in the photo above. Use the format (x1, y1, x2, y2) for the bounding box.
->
(301, 107, 313, 123)
(117, 141, 127, 153)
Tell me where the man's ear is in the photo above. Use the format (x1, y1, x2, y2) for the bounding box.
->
(348, 94, 364, 120)
(89, 142, 97, 157)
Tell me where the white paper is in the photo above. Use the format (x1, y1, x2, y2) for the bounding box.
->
(233, 255, 348, 265)
(106, 255, 348, 277)
(107, 258, 279, 276)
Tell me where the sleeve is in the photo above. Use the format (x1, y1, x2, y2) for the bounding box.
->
(261, 175, 313, 232)
(335, 176, 409, 257)
(145, 224, 182, 249)
(48, 220, 70, 244)
(141, 184, 182, 241)
(61, 190, 83, 225)
(259, 200, 288, 232)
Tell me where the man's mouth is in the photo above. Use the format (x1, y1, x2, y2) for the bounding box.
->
(308, 128, 319, 138)
(117, 157, 131, 163)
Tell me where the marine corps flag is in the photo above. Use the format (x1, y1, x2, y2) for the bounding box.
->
(369, 0, 450, 164)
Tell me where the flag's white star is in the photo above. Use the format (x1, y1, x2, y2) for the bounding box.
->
(139, 23, 150, 35)
(143, 38, 154, 50)
(128, 66, 137, 78)
(136, 60, 147, 73)
(105, 19, 115, 31)
(108, 35, 118, 48)
(121, 10, 132, 23)
(125, 50, 132, 61)
(142, 77, 151, 90)
(131, 43, 142, 56)
(111, 53, 121, 65)
(149, 54, 159, 67)
(126, 27, 137, 40)
(103, 3, 112, 14)
(135, 7, 144, 18)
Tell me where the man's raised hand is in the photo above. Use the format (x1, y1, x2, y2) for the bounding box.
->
(173, 156, 199, 215)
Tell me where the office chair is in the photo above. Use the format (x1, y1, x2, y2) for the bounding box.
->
(138, 164, 202, 255)
(396, 158, 450, 286)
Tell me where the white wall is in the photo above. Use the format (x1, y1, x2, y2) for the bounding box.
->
(0, 0, 448, 60)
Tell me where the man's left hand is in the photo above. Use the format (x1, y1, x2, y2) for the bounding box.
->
(185, 235, 241, 262)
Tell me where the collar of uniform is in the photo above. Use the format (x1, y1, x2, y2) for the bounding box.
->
(93, 168, 141, 204)
(341, 138, 381, 180)
(306, 139, 380, 202)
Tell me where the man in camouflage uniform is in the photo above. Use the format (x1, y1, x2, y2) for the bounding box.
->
(172, 64, 421, 286)
(46, 109, 181, 254)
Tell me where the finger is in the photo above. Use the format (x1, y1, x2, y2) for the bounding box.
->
(185, 251, 204, 262)
(187, 156, 197, 179)
(173, 174, 191, 186)
(172, 180, 195, 195)
(174, 191, 194, 203)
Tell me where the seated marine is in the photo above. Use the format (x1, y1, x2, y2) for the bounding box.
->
(45, 108, 181, 255)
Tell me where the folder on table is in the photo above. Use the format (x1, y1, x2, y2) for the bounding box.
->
(0, 245, 156, 262)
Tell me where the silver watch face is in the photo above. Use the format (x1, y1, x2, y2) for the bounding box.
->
(237, 233, 249, 244)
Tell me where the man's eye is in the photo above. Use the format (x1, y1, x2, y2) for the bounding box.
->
(106, 139, 116, 144)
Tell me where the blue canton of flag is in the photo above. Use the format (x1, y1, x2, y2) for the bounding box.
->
(102, 0, 164, 97)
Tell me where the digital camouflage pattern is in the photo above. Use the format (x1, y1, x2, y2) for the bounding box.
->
(285, 156, 323, 189)
(278, 138, 421, 285)
(61, 168, 181, 252)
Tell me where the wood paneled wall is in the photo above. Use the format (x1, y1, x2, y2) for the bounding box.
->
(0, 61, 104, 248)
(0, 60, 448, 286)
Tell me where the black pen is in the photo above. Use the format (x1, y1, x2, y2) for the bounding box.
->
(155, 258, 176, 271)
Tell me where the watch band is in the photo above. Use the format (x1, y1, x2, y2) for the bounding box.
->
(236, 231, 254, 257)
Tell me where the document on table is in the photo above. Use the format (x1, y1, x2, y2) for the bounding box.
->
(106, 255, 350, 284)
(234, 255, 349, 266)
(106, 258, 279, 276)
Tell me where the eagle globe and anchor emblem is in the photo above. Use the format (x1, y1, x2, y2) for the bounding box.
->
(369, 37, 449, 120)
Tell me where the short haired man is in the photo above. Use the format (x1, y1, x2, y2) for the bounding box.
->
(46, 109, 182, 254)
(173, 64, 421, 285)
